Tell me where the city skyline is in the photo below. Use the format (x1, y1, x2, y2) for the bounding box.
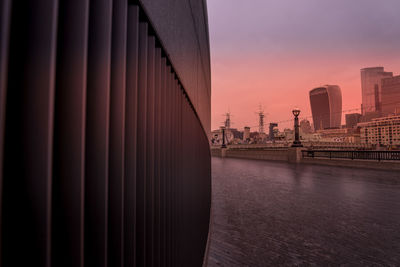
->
(211, 65, 399, 132)
(208, 0, 400, 131)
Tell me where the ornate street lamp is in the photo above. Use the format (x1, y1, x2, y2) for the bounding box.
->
(291, 108, 303, 147)
(221, 126, 227, 148)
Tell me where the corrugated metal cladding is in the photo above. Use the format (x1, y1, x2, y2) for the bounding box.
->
(0, 0, 211, 267)
(139, 0, 211, 135)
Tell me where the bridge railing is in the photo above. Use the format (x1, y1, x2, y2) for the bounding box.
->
(302, 150, 400, 161)
(211, 142, 374, 150)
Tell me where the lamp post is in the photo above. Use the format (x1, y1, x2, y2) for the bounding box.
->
(221, 127, 227, 148)
(291, 108, 303, 147)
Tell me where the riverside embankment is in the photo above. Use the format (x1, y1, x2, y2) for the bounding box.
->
(211, 146, 400, 171)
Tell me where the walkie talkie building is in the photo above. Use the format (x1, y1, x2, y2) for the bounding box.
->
(309, 85, 342, 131)
(0, 0, 211, 266)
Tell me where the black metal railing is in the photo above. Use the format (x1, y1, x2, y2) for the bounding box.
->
(302, 150, 400, 161)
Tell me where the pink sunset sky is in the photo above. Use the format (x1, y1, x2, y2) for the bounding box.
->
(207, 0, 400, 131)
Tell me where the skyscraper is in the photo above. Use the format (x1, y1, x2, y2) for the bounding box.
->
(381, 75, 400, 116)
(309, 85, 342, 131)
(361, 67, 393, 115)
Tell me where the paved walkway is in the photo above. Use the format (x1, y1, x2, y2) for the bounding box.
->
(208, 158, 400, 266)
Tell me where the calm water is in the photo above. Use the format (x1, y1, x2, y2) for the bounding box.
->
(208, 158, 400, 266)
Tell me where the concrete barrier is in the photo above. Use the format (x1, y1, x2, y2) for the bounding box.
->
(211, 147, 290, 161)
(226, 148, 289, 161)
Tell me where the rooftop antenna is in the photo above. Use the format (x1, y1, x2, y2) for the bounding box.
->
(222, 111, 232, 129)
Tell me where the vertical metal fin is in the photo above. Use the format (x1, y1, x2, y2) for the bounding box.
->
(2, 0, 59, 266)
(125, 5, 139, 267)
(85, 1, 113, 266)
(136, 21, 148, 267)
(109, 0, 128, 266)
(52, 1, 89, 266)
(0, 1, 11, 264)
(146, 35, 156, 267)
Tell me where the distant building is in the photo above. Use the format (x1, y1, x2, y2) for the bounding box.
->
(381, 75, 400, 116)
(300, 119, 312, 134)
(358, 115, 400, 146)
(229, 128, 243, 140)
(211, 127, 241, 145)
(309, 85, 342, 131)
(283, 128, 294, 141)
(211, 128, 222, 145)
(243, 126, 250, 141)
(361, 67, 393, 115)
(345, 113, 361, 128)
(249, 132, 258, 139)
(269, 123, 278, 141)
(316, 128, 360, 143)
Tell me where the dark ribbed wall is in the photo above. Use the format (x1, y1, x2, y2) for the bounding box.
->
(139, 0, 211, 135)
(0, 1, 211, 266)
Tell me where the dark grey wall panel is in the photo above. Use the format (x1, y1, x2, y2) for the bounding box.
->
(177, 95, 212, 266)
(52, 1, 89, 266)
(136, 22, 148, 267)
(146, 35, 156, 266)
(166, 69, 173, 267)
(172, 79, 179, 266)
(138, 0, 211, 135)
(169, 74, 175, 266)
(180, 98, 193, 265)
(164, 67, 170, 266)
(160, 60, 168, 265)
(0, 1, 11, 261)
(109, 0, 128, 266)
(176, 87, 183, 267)
(125, 5, 139, 266)
(154, 47, 162, 266)
(85, 0, 113, 266)
(1, 1, 58, 266)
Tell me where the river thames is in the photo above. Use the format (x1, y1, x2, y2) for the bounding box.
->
(208, 158, 400, 266)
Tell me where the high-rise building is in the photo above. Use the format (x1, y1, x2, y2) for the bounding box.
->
(345, 113, 362, 128)
(309, 85, 342, 131)
(299, 119, 312, 134)
(360, 111, 382, 123)
(381, 75, 400, 116)
(361, 67, 393, 115)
